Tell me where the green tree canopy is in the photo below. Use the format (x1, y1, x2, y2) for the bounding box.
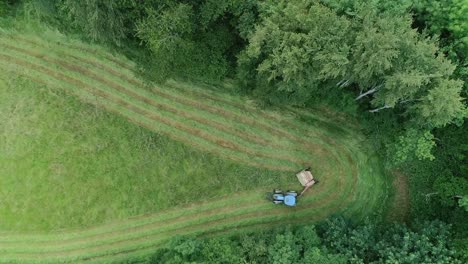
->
(238, 0, 466, 130)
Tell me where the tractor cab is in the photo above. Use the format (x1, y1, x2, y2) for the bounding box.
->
(272, 189, 297, 206)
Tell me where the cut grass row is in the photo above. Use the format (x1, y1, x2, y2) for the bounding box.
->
(13, 31, 356, 137)
(0, 162, 346, 248)
(0, 163, 352, 258)
(0, 34, 356, 175)
(0, 77, 352, 262)
(0, 37, 348, 206)
(0, 112, 356, 246)
(0, 40, 316, 170)
(0, 60, 352, 233)
(7, 34, 304, 141)
(0, 31, 388, 263)
(0, 188, 351, 262)
(0, 178, 353, 262)
(0, 52, 296, 171)
(7, 33, 340, 150)
(6, 33, 346, 157)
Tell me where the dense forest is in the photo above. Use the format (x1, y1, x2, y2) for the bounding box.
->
(1, 0, 466, 263)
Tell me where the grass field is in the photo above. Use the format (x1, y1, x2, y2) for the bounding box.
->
(0, 27, 390, 263)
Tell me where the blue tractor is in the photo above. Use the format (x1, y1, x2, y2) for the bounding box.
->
(270, 168, 318, 207)
(272, 189, 298, 206)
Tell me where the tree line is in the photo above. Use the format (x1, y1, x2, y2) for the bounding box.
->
(139, 217, 461, 264)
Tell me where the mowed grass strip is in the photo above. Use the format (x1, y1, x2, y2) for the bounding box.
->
(0, 146, 348, 260)
(0, 177, 348, 254)
(0, 60, 354, 242)
(10, 31, 358, 139)
(11, 32, 347, 168)
(0, 39, 315, 168)
(0, 123, 350, 248)
(0, 187, 336, 256)
(7, 35, 350, 173)
(5, 33, 330, 153)
(0, 185, 351, 262)
(0, 31, 389, 263)
(0, 58, 298, 173)
(0, 51, 303, 171)
(5, 33, 316, 153)
(0, 85, 352, 258)
(0, 60, 352, 208)
(0, 44, 303, 165)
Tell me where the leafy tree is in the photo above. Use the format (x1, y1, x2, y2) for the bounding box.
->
(237, 0, 352, 105)
(433, 176, 468, 207)
(1, 0, 21, 14)
(237, 0, 466, 169)
(239, 0, 466, 130)
(320, 0, 413, 15)
(376, 221, 460, 264)
(459, 197, 468, 212)
(200, 237, 243, 263)
(57, 0, 127, 45)
(320, 216, 462, 263)
(267, 229, 301, 264)
(170, 236, 201, 260)
(135, 0, 253, 82)
(401, 122, 468, 240)
(145, 219, 464, 263)
(387, 128, 436, 164)
(413, 0, 468, 62)
(303, 248, 347, 264)
(415, 78, 466, 127)
(136, 3, 195, 81)
(320, 217, 378, 262)
(239, 232, 269, 263)
(294, 225, 321, 250)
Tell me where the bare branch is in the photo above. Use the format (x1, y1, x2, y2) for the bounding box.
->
(369, 105, 391, 113)
(355, 84, 383, 100)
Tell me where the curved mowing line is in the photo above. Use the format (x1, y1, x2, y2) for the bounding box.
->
(0, 140, 355, 260)
(40, 34, 355, 137)
(0, 41, 317, 168)
(0, 106, 357, 249)
(83, 209, 342, 264)
(0, 145, 354, 260)
(0, 53, 305, 170)
(0, 157, 346, 246)
(0, 32, 387, 263)
(4, 35, 338, 159)
(0, 70, 356, 258)
(82, 210, 334, 264)
(1, 54, 362, 228)
(9, 40, 293, 149)
(0, 186, 340, 256)
(4, 35, 323, 150)
(1, 36, 348, 173)
(0, 56, 352, 208)
(43, 35, 353, 140)
(8, 34, 307, 151)
(0, 62, 295, 172)
(0, 177, 353, 260)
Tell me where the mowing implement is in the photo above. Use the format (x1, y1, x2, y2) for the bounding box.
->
(296, 167, 318, 196)
(270, 167, 318, 206)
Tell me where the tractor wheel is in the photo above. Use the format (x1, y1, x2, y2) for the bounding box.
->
(274, 189, 282, 194)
